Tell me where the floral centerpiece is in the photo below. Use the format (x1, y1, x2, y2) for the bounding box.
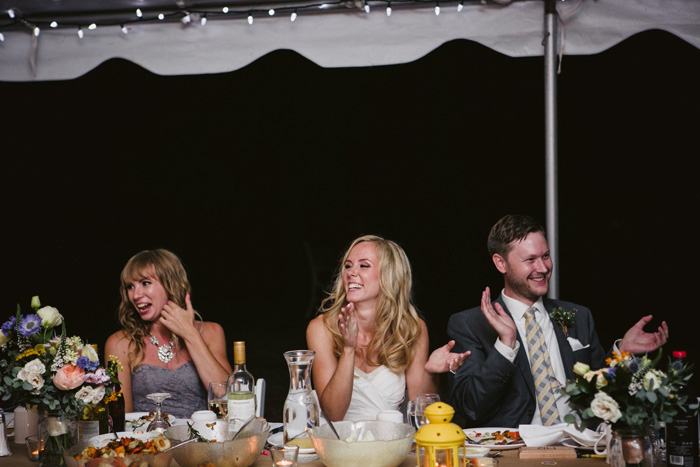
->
(0, 296, 122, 466)
(563, 349, 698, 467)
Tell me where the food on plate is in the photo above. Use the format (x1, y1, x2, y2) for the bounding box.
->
(75, 434, 171, 460)
(287, 437, 314, 449)
(465, 430, 521, 445)
(125, 412, 170, 431)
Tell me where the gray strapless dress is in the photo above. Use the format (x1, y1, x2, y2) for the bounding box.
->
(132, 362, 207, 419)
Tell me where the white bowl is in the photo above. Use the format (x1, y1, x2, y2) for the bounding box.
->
(309, 420, 415, 467)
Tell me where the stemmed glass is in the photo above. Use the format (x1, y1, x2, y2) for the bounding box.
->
(146, 392, 172, 433)
(407, 393, 440, 429)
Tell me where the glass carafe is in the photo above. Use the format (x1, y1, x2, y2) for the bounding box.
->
(283, 350, 319, 446)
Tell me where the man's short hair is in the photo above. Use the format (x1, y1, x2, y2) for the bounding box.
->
(487, 214, 546, 258)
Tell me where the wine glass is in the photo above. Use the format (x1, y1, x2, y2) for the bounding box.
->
(208, 382, 228, 419)
(146, 392, 172, 433)
(409, 393, 440, 428)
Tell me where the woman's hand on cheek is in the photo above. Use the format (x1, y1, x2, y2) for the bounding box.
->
(160, 294, 196, 338)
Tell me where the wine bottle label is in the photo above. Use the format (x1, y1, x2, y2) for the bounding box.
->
(78, 420, 100, 444)
(227, 393, 255, 432)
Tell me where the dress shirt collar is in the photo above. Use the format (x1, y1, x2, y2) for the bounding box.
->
(500, 289, 547, 323)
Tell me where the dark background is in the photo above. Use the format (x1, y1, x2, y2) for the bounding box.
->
(2, 29, 699, 422)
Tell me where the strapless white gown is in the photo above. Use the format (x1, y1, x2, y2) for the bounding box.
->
(343, 365, 406, 421)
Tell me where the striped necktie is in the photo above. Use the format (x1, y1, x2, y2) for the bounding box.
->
(524, 307, 560, 426)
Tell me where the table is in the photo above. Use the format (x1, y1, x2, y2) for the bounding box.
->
(0, 441, 606, 467)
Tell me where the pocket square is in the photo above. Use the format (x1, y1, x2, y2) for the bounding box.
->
(567, 337, 590, 352)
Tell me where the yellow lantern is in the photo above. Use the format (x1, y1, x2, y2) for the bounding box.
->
(414, 402, 466, 467)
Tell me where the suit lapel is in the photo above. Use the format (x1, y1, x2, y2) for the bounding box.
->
(496, 297, 536, 400)
(544, 298, 575, 381)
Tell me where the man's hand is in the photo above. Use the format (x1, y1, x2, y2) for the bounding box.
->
(481, 287, 517, 349)
(618, 315, 669, 354)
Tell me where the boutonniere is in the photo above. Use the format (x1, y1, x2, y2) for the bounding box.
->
(549, 307, 577, 337)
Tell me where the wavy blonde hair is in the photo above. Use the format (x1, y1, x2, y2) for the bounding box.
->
(318, 235, 423, 374)
(117, 249, 192, 368)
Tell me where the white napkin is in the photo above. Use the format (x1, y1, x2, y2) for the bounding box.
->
(519, 422, 604, 447)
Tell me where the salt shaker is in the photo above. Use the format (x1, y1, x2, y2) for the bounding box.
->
(0, 408, 12, 457)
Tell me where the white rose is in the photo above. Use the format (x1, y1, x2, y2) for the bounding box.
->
(590, 392, 622, 423)
(643, 370, 664, 391)
(80, 344, 99, 363)
(37, 306, 64, 328)
(23, 358, 47, 375)
(17, 368, 45, 391)
(76, 385, 105, 405)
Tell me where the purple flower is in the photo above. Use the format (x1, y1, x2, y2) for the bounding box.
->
(18, 314, 42, 337)
(83, 368, 110, 385)
(1, 316, 16, 336)
(77, 356, 99, 372)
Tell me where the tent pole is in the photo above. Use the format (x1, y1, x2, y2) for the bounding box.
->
(544, 0, 559, 299)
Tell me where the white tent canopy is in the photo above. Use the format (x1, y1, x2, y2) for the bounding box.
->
(1, 0, 699, 82)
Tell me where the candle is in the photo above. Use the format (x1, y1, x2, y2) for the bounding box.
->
(275, 461, 293, 466)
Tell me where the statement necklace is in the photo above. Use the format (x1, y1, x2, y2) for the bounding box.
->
(149, 334, 176, 363)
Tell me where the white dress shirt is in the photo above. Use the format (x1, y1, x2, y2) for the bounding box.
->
(494, 290, 572, 424)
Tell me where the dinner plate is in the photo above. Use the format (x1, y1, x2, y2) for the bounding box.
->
(268, 431, 315, 453)
(463, 427, 525, 450)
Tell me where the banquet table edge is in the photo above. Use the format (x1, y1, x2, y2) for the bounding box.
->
(0, 441, 608, 467)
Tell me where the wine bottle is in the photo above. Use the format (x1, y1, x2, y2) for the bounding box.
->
(227, 341, 256, 437)
(108, 383, 125, 433)
(667, 351, 699, 467)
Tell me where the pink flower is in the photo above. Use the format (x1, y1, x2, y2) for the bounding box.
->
(53, 364, 85, 390)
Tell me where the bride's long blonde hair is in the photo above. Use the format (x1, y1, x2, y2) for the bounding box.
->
(318, 235, 422, 374)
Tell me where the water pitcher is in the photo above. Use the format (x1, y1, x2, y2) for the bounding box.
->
(283, 350, 319, 445)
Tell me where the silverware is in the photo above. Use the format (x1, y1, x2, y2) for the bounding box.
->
(231, 414, 256, 440)
(486, 451, 503, 458)
(320, 410, 340, 439)
(162, 437, 197, 453)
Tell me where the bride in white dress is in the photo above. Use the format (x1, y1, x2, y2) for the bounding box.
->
(307, 235, 469, 422)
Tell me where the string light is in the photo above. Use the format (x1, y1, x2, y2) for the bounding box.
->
(0, 0, 487, 44)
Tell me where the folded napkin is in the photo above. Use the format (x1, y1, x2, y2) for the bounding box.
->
(519, 422, 605, 448)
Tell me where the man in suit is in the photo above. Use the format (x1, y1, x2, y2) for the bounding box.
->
(447, 214, 668, 428)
